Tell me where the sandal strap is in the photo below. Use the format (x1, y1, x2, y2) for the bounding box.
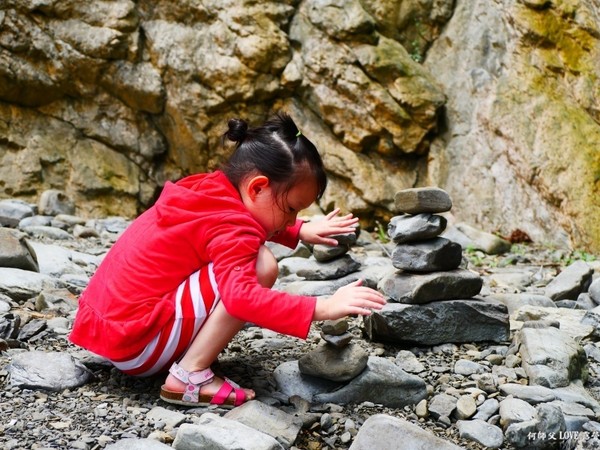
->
(210, 378, 246, 407)
(169, 362, 215, 404)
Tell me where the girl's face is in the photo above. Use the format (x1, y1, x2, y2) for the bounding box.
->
(242, 175, 319, 238)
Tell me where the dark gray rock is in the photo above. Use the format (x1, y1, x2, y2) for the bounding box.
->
(314, 357, 428, 408)
(0, 228, 39, 272)
(378, 269, 483, 304)
(298, 343, 368, 382)
(329, 231, 358, 246)
(320, 331, 353, 347)
(17, 319, 47, 341)
(0, 313, 20, 340)
(312, 243, 349, 262)
(544, 260, 594, 301)
(391, 237, 462, 272)
(363, 299, 510, 345)
(387, 213, 447, 244)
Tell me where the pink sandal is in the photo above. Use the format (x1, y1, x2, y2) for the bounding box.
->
(159, 362, 247, 408)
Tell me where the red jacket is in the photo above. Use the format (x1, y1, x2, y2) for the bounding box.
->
(69, 171, 317, 360)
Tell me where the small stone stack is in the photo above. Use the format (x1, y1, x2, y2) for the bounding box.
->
(363, 187, 510, 346)
(297, 318, 368, 383)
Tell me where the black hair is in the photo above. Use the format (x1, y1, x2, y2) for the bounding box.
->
(221, 111, 327, 200)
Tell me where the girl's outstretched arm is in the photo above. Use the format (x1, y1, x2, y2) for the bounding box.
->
(313, 279, 386, 321)
(299, 208, 359, 246)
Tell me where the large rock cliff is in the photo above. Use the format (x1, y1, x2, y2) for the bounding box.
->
(1, 0, 599, 251)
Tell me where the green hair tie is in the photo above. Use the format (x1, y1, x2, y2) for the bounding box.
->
(296, 130, 302, 137)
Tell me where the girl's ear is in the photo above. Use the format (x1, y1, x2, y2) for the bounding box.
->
(245, 175, 270, 200)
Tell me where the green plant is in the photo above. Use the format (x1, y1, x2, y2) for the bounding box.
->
(464, 245, 486, 267)
(374, 220, 389, 244)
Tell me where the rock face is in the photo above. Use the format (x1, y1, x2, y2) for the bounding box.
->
(1, 1, 599, 251)
(423, 0, 600, 252)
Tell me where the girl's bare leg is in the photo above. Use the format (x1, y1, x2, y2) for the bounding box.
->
(163, 245, 279, 401)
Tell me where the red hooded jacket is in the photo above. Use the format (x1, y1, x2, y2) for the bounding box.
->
(69, 171, 317, 360)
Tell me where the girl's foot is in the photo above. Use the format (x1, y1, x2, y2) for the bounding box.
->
(160, 363, 254, 408)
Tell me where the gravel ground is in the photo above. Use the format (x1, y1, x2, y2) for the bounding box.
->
(0, 238, 598, 450)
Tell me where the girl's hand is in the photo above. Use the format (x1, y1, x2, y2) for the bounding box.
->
(299, 208, 359, 246)
(313, 279, 387, 321)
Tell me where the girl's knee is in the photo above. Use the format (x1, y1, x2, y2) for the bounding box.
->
(256, 245, 278, 287)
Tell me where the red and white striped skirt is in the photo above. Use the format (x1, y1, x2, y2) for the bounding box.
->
(109, 263, 220, 377)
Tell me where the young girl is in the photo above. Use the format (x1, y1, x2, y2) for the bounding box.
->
(69, 112, 385, 408)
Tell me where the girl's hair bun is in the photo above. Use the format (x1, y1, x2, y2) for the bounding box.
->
(225, 118, 248, 143)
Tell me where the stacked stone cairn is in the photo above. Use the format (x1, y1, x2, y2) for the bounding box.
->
(296, 232, 370, 383)
(363, 187, 510, 346)
(280, 229, 429, 410)
(298, 318, 368, 383)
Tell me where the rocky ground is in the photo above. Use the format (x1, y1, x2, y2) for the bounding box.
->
(1, 196, 600, 449)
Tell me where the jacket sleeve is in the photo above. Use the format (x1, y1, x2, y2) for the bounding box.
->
(269, 219, 303, 249)
(204, 216, 316, 339)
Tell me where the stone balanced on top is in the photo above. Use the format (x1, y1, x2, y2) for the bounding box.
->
(363, 187, 510, 346)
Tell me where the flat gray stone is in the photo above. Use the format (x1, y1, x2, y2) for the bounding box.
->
(517, 326, 588, 388)
(378, 269, 483, 304)
(7, 350, 93, 391)
(499, 397, 537, 429)
(280, 255, 361, 281)
(349, 414, 462, 450)
(172, 415, 283, 450)
(314, 357, 428, 408)
(224, 400, 302, 447)
(273, 361, 341, 402)
(363, 299, 509, 345)
(394, 187, 452, 214)
(499, 384, 557, 404)
(0, 267, 58, 302)
(457, 419, 504, 448)
(0, 199, 34, 227)
(105, 438, 172, 450)
(544, 260, 594, 301)
(490, 293, 556, 315)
